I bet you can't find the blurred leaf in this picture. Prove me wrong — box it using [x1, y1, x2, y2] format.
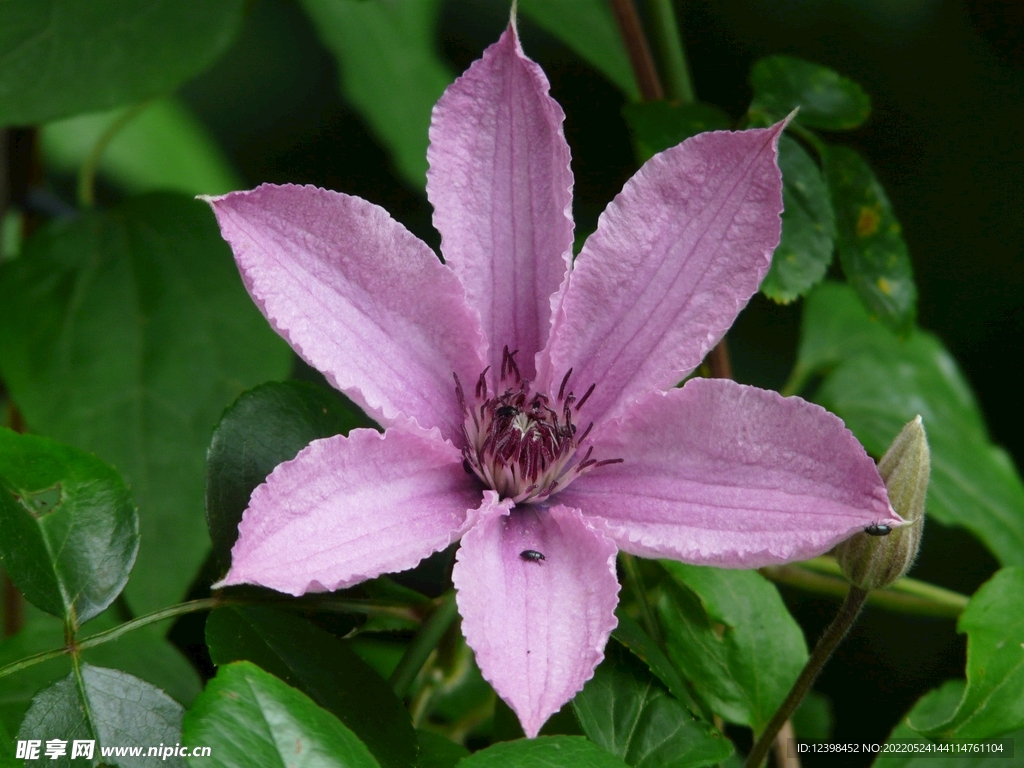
[0, 431, 138, 626]
[349, 637, 407, 681]
[18, 664, 185, 767]
[182, 661, 380, 768]
[458, 736, 631, 768]
[657, 562, 808, 733]
[0, 604, 201, 733]
[918, 568, 1024, 740]
[0, 0, 244, 127]
[611, 611, 706, 718]
[572, 642, 733, 768]
[206, 380, 371, 571]
[761, 135, 835, 303]
[299, 0, 453, 189]
[749, 55, 870, 130]
[622, 101, 731, 164]
[796, 283, 1024, 567]
[41, 98, 242, 197]
[825, 145, 916, 332]
[880, 680, 1023, 766]
[518, 0, 639, 100]
[416, 730, 469, 768]
[206, 605, 416, 768]
[0, 194, 292, 615]
[793, 691, 834, 741]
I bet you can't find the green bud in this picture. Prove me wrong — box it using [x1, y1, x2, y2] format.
[836, 416, 930, 590]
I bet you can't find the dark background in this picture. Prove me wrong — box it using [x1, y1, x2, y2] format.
[171, 1, 1023, 764]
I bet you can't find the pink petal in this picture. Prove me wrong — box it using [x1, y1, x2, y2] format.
[427, 24, 574, 382]
[539, 124, 786, 427]
[204, 184, 486, 440]
[219, 428, 481, 595]
[453, 503, 619, 738]
[558, 378, 899, 568]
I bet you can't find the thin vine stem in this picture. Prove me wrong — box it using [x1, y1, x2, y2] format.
[389, 591, 459, 699]
[77, 100, 152, 208]
[610, 0, 663, 101]
[761, 560, 967, 619]
[745, 586, 869, 768]
[644, 0, 695, 103]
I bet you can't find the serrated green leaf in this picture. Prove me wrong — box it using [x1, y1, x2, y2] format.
[415, 730, 469, 768]
[458, 736, 631, 768]
[0, 0, 244, 127]
[761, 135, 835, 303]
[622, 101, 732, 164]
[18, 664, 185, 767]
[611, 611, 707, 719]
[749, 56, 870, 130]
[0, 194, 292, 615]
[0, 604, 200, 734]
[206, 380, 372, 571]
[918, 568, 1024, 740]
[825, 145, 916, 332]
[41, 98, 242, 197]
[205, 605, 415, 768]
[299, 0, 453, 189]
[518, 0, 638, 100]
[796, 283, 1024, 567]
[878, 680, 1023, 766]
[657, 562, 808, 734]
[182, 661, 380, 768]
[0, 431, 138, 627]
[572, 642, 732, 768]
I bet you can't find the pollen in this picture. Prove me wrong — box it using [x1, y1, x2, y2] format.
[454, 347, 621, 504]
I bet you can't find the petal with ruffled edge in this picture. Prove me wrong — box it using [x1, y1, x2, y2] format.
[539, 124, 786, 428]
[427, 24, 574, 382]
[219, 428, 481, 595]
[453, 503, 619, 738]
[204, 184, 487, 441]
[558, 378, 899, 568]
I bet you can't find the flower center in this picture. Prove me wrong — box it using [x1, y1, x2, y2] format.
[455, 347, 622, 504]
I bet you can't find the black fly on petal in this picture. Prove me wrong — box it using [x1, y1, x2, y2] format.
[520, 549, 546, 562]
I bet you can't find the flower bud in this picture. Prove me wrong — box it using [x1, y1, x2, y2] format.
[836, 416, 930, 590]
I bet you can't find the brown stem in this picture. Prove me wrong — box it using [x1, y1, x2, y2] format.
[773, 719, 802, 768]
[2, 576, 23, 638]
[745, 586, 869, 768]
[610, 0, 664, 101]
[707, 337, 733, 379]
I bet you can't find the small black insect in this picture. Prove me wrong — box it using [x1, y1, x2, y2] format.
[496, 405, 521, 420]
[864, 524, 892, 536]
[520, 549, 546, 562]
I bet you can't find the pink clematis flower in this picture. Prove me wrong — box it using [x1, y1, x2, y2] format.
[205, 24, 898, 736]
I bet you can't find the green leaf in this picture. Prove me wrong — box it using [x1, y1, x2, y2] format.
[760, 135, 835, 303]
[415, 730, 469, 768]
[18, 663, 185, 767]
[824, 145, 916, 332]
[793, 691, 834, 741]
[205, 605, 415, 768]
[796, 283, 1024, 567]
[0, 0, 244, 127]
[0, 194, 292, 615]
[0, 431, 138, 626]
[572, 642, 733, 768]
[458, 736, 631, 768]
[41, 98, 242, 197]
[611, 611, 707, 718]
[182, 661, 381, 768]
[0, 604, 201, 734]
[518, 0, 639, 100]
[879, 680, 1023, 766]
[749, 56, 870, 131]
[918, 568, 1024, 740]
[299, 0, 453, 189]
[622, 101, 732, 164]
[206, 380, 372, 571]
[656, 562, 808, 734]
